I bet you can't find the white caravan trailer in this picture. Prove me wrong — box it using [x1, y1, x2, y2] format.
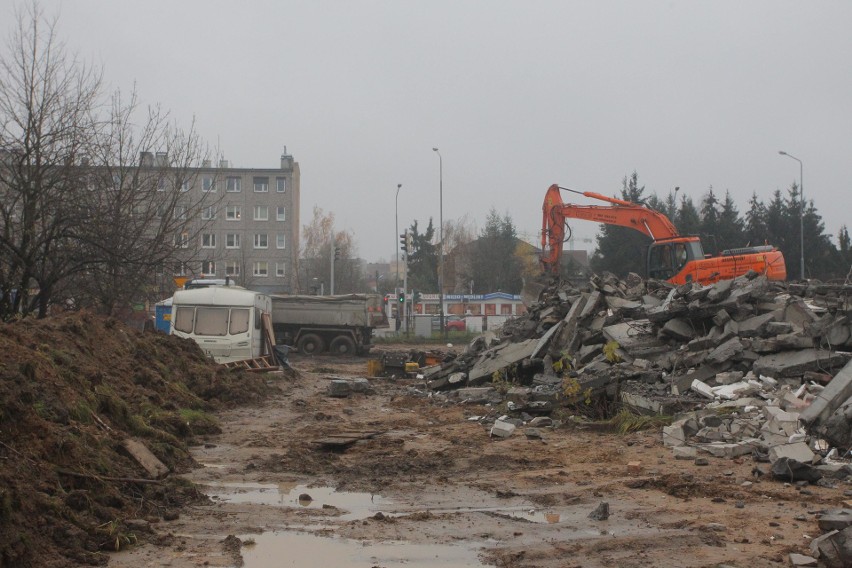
[170, 286, 272, 363]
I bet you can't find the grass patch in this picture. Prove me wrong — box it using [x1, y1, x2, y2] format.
[608, 409, 673, 433]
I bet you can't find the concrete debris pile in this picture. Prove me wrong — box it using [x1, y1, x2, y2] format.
[419, 270, 852, 450]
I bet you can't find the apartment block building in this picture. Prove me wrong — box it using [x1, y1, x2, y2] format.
[176, 151, 300, 295]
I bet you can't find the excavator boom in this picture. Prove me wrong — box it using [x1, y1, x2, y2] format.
[541, 184, 680, 273]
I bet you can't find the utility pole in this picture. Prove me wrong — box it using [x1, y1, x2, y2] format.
[330, 238, 335, 295]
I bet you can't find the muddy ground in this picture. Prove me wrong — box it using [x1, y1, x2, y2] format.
[106, 344, 844, 568]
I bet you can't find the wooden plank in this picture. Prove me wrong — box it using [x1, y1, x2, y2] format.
[122, 438, 169, 479]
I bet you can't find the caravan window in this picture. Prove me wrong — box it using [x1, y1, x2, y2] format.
[194, 307, 229, 336]
[174, 306, 195, 333]
[229, 308, 250, 334]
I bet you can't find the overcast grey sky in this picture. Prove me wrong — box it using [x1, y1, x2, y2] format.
[4, 1, 850, 262]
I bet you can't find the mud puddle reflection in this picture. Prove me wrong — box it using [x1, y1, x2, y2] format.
[240, 531, 486, 567]
[202, 481, 391, 521]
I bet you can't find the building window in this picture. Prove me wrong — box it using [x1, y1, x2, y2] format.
[253, 176, 269, 192]
[253, 205, 269, 221]
[226, 176, 241, 192]
[175, 232, 189, 249]
[180, 180, 190, 192]
[174, 262, 187, 276]
[157, 177, 167, 192]
[253, 261, 268, 277]
[202, 176, 216, 192]
[201, 206, 216, 220]
[202, 233, 216, 248]
[254, 233, 268, 249]
[174, 205, 187, 220]
[276, 177, 286, 193]
[276, 206, 286, 221]
[225, 261, 240, 276]
[276, 233, 286, 249]
[226, 233, 241, 248]
[226, 205, 241, 220]
[202, 260, 216, 275]
[111, 173, 121, 191]
[157, 205, 167, 218]
[276, 263, 286, 277]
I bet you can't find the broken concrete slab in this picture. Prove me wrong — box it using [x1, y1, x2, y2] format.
[704, 337, 744, 367]
[814, 526, 852, 568]
[800, 360, 852, 430]
[736, 311, 777, 338]
[695, 440, 759, 458]
[467, 339, 538, 385]
[768, 441, 815, 465]
[818, 511, 852, 532]
[661, 318, 696, 341]
[753, 349, 852, 379]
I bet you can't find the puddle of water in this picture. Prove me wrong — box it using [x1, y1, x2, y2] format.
[241, 531, 485, 567]
[201, 482, 391, 521]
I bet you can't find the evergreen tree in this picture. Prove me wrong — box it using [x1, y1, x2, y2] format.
[590, 172, 651, 277]
[744, 192, 767, 247]
[716, 191, 746, 252]
[699, 188, 721, 254]
[838, 226, 852, 280]
[676, 195, 701, 236]
[764, 190, 787, 251]
[407, 219, 438, 292]
[467, 209, 523, 293]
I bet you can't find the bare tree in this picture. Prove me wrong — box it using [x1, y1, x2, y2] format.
[0, 4, 101, 319]
[299, 206, 364, 293]
[70, 89, 218, 316]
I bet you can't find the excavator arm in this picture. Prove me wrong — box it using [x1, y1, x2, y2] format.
[540, 184, 682, 274]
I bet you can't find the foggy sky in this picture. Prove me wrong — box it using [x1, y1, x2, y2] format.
[4, 1, 850, 263]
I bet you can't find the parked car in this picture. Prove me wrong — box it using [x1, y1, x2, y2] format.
[430, 315, 466, 331]
[444, 315, 466, 331]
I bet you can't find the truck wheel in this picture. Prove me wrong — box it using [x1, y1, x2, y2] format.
[297, 333, 325, 355]
[329, 336, 356, 355]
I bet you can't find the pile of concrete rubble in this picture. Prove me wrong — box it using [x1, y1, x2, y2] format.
[416, 271, 852, 566]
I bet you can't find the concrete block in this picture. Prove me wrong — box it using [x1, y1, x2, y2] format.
[768, 442, 815, 464]
[672, 445, 697, 459]
[490, 419, 517, 439]
[691, 379, 716, 400]
[711, 381, 756, 400]
[327, 380, 352, 397]
[696, 440, 759, 458]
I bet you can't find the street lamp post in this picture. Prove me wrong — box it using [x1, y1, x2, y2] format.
[395, 183, 402, 289]
[778, 151, 805, 280]
[394, 183, 403, 332]
[432, 147, 444, 338]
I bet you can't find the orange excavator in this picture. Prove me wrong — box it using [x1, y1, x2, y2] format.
[540, 184, 787, 285]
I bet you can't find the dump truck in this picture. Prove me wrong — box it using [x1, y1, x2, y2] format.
[270, 294, 388, 355]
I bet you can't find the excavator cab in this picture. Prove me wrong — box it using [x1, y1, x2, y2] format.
[647, 239, 704, 282]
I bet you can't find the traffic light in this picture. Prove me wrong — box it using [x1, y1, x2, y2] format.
[413, 289, 421, 304]
[398, 292, 405, 303]
[334, 246, 340, 261]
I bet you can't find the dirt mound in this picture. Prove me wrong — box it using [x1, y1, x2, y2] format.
[0, 312, 277, 567]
